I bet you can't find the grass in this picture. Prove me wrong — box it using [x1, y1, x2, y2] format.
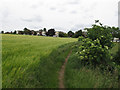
[2, 34, 77, 88]
[110, 42, 119, 55]
[64, 42, 119, 88]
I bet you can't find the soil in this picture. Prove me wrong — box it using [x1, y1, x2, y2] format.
[58, 51, 72, 89]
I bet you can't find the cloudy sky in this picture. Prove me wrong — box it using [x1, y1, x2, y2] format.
[0, 0, 119, 32]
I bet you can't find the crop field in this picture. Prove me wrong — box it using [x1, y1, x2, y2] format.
[1, 34, 120, 88]
[2, 34, 77, 88]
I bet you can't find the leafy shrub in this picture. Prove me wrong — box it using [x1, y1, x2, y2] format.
[77, 37, 111, 67]
[86, 20, 114, 49]
[72, 30, 83, 38]
[78, 36, 85, 42]
[59, 32, 68, 37]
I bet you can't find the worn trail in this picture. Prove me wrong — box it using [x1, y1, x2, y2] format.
[58, 51, 72, 88]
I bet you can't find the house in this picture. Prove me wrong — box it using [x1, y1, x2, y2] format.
[42, 31, 46, 36]
[16, 30, 24, 34]
[53, 31, 59, 37]
[16, 30, 21, 34]
[36, 31, 41, 36]
[36, 30, 46, 36]
[55, 31, 59, 37]
[113, 38, 120, 42]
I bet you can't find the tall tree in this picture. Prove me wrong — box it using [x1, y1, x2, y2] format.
[13, 30, 16, 34]
[68, 31, 74, 37]
[59, 32, 68, 37]
[43, 28, 47, 32]
[23, 28, 32, 35]
[86, 20, 114, 49]
[73, 30, 82, 38]
[48, 29, 55, 36]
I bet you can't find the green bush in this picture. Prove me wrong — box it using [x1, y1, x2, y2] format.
[77, 37, 111, 67]
[86, 20, 114, 49]
[78, 36, 85, 42]
[65, 44, 118, 88]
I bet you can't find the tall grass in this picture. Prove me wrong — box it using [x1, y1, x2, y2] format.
[2, 34, 77, 88]
[110, 42, 119, 55]
[65, 42, 119, 88]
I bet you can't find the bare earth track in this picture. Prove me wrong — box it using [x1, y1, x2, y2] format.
[58, 51, 72, 88]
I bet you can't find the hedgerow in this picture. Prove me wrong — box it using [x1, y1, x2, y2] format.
[76, 20, 119, 71]
[77, 37, 111, 67]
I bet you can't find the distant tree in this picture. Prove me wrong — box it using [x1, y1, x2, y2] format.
[73, 30, 82, 38]
[34, 31, 37, 35]
[46, 32, 49, 36]
[68, 31, 74, 37]
[5, 32, 11, 34]
[39, 29, 44, 36]
[82, 31, 87, 38]
[23, 28, 32, 35]
[31, 30, 37, 35]
[13, 30, 16, 34]
[1, 31, 4, 34]
[10, 31, 13, 34]
[111, 27, 120, 40]
[59, 32, 68, 37]
[18, 31, 24, 34]
[48, 29, 55, 36]
[43, 28, 47, 32]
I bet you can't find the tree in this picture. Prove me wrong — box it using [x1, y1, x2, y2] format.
[39, 29, 43, 36]
[48, 29, 55, 36]
[73, 30, 82, 38]
[23, 28, 32, 35]
[31, 30, 37, 35]
[59, 32, 68, 37]
[46, 32, 49, 36]
[18, 31, 24, 34]
[1, 31, 4, 34]
[13, 30, 16, 34]
[43, 28, 47, 32]
[68, 31, 74, 37]
[111, 27, 119, 38]
[10, 31, 13, 34]
[86, 20, 114, 49]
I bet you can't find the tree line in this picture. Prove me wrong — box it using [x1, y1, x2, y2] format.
[1, 27, 87, 38]
[1, 28, 56, 36]
[1, 24, 120, 39]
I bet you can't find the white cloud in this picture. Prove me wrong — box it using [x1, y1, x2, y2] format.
[21, 16, 42, 22]
[0, 0, 119, 32]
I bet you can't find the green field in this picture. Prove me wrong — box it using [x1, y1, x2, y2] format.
[2, 34, 119, 88]
[2, 34, 77, 88]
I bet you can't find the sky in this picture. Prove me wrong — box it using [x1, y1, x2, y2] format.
[0, 0, 119, 32]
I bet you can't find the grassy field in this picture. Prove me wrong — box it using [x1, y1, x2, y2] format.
[2, 34, 77, 88]
[2, 34, 119, 88]
[65, 42, 119, 88]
